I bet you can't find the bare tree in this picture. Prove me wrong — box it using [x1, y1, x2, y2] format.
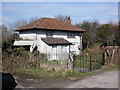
[12, 20, 28, 29]
[29, 17, 40, 23]
[55, 14, 70, 22]
[2, 25, 12, 41]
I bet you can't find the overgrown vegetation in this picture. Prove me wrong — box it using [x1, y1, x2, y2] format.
[32, 51, 47, 60]
[9, 64, 118, 79]
[12, 67, 83, 79]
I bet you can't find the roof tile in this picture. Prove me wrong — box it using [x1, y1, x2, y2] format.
[16, 18, 86, 32]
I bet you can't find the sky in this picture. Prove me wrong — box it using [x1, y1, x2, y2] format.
[1, 0, 120, 2]
[2, 2, 118, 26]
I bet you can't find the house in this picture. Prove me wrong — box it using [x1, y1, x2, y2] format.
[14, 17, 86, 60]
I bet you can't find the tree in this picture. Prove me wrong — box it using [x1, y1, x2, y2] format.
[76, 20, 100, 49]
[117, 21, 120, 46]
[98, 22, 118, 46]
[76, 19, 119, 49]
[2, 18, 37, 53]
[2, 25, 12, 41]
[29, 17, 40, 23]
[10, 20, 28, 32]
[98, 24, 110, 43]
[55, 14, 70, 22]
[2, 26, 19, 53]
[107, 22, 118, 45]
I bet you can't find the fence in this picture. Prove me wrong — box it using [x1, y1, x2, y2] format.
[73, 53, 104, 72]
[33, 51, 69, 61]
[33, 52, 104, 72]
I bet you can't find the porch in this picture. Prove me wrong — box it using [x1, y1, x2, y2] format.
[14, 40, 36, 52]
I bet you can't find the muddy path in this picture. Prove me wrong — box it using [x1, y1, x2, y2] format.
[14, 74, 77, 88]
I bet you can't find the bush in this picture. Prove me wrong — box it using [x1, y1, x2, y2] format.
[12, 47, 29, 58]
[32, 51, 47, 60]
[2, 34, 19, 53]
[32, 51, 39, 57]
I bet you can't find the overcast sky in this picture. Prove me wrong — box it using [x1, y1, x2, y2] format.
[2, 2, 118, 26]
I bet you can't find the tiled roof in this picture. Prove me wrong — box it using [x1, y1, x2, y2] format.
[16, 17, 86, 32]
[41, 37, 72, 45]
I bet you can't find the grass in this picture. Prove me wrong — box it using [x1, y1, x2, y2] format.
[100, 64, 118, 71]
[10, 64, 118, 80]
[11, 67, 83, 79]
[41, 60, 68, 66]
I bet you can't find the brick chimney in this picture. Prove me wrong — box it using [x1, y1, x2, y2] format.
[67, 16, 71, 24]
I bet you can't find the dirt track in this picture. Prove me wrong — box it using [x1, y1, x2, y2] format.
[15, 70, 118, 88]
[66, 70, 118, 88]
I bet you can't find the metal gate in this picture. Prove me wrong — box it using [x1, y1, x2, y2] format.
[73, 53, 104, 72]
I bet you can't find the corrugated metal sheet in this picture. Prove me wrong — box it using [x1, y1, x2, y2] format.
[41, 37, 72, 45]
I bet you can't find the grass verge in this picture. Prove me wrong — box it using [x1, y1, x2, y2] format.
[8, 64, 118, 80]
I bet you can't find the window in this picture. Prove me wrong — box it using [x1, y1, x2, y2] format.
[46, 31, 53, 37]
[67, 32, 75, 38]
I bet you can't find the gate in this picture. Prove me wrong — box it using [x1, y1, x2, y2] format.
[73, 53, 104, 72]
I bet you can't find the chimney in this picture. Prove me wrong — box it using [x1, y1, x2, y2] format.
[67, 16, 71, 24]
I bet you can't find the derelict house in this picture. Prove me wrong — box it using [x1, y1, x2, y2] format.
[14, 17, 86, 60]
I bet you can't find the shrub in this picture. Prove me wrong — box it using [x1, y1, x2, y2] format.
[12, 47, 29, 58]
[32, 51, 47, 60]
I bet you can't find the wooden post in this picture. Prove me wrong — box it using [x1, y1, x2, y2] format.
[102, 53, 105, 65]
[90, 54, 92, 71]
[72, 54, 75, 70]
[80, 55, 81, 71]
[72, 60, 74, 70]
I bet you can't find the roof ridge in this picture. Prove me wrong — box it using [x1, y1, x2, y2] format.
[42, 17, 64, 21]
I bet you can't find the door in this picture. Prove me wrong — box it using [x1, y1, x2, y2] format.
[52, 45, 57, 60]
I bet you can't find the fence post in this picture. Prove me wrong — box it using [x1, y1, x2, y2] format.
[78, 56, 81, 71]
[102, 53, 105, 65]
[69, 53, 74, 70]
[72, 55, 75, 70]
[83, 56, 85, 73]
[90, 54, 92, 71]
[72, 60, 74, 70]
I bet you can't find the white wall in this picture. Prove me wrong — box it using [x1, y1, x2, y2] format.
[19, 30, 47, 40]
[19, 31, 36, 40]
[37, 37, 51, 55]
